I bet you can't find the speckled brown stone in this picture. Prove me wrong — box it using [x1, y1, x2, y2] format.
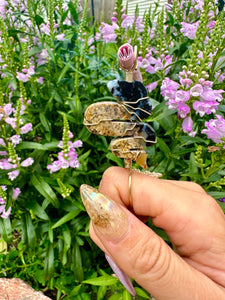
[110, 136, 146, 161]
[0, 278, 51, 300]
[84, 101, 130, 125]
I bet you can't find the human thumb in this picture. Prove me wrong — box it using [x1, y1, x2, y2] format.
[80, 184, 223, 300]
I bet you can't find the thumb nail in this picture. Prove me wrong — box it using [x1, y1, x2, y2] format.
[80, 184, 128, 241]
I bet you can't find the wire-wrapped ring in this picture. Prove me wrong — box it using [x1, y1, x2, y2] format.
[128, 170, 133, 203]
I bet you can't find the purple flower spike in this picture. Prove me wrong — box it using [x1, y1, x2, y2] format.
[105, 253, 136, 296]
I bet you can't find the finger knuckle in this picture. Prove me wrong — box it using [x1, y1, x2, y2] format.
[190, 182, 205, 193]
[101, 167, 118, 183]
[130, 234, 166, 276]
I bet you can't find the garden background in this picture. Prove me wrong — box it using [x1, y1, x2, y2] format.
[0, 0, 225, 299]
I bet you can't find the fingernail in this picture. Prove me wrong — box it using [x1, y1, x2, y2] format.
[80, 184, 128, 240]
[105, 253, 136, 296]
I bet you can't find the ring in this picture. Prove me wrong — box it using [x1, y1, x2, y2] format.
[128, 170, 132, 203]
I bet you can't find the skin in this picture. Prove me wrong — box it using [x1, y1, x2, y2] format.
[89, 167, 225, 300]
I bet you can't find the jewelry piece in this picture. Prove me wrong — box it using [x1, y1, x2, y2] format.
[84, 43, 156, 171]
[132, 168, 163, 178]
[128, 169, 162, 203]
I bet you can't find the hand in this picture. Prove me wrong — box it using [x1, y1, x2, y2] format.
[88, 167, 225, 300]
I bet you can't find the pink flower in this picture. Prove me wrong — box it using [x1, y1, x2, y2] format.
[0, 205, 11, 219]
[40, 23, 50, 35]
[202, 115, 225, 144]
[175, 90, 190, 102]
[10, 135, 22, 146]
[207, 21, 216, 29]
[12, 187, 21, 200]
[180, 78, 193, 87]
[21, 157, 34, 167]
[99, 22, 118, 43]
[20, 123, 32, 134]
[16, 72, 29, 82]
[47, 161, 62, 173]
[177, 102, 190, 118]
[0, 151, 7, 156]
[56, 33, 65, 41]
[8, 170, 19, 180]
[135, 17, 144, 32]
[182, 117, 193, 133]
[37, 77, 44, 84]
[27, 65, 35, 76]
[72, 140, 83, 148]
[180, 21, 199, 39]
[121, 16, 135, 29]
[161, 78, 179, 100]
[69, 132, 74, 138]
[3, 103, 13, 116]
[0, 138, 6, 146]
[111, 17, 118, 23]
[20, 38, 28, 43]
[0, 161, 17, 170]
[193, 101, 219, 117]
[36, 49, 49, 65]
[190, 84, 203, 97]
[139, 58, 149, 69]
[200, 88, 224, 102]
[58, 156, 70, 169]
[146, 82, 158, 93]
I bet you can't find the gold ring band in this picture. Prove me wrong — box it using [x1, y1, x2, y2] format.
[128, 170, 132, 202]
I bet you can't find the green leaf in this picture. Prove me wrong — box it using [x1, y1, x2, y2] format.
[106, 152, 123, 167]
[48, 227, 54, 243]
[180, 136, 208, 145]
[57, 62, 72, 82]
[134, 287, 151, 298]
[34, 14, 44, 26]
[0, 179, 12, 186]
[0, 218, 12, 242]
[215, 55, 225, 71]
[61, 9, 69, 23]
[167, 12, 174, 25]
[122, 290, 132, 300]
[20, 214, 36, 249]
[31, 175, 59, 208]
[157, 138, 171, 158]
[149, 103, 175, 122]
[73, 243, 84, 281]
[78, 150, 92, 162]
[51, 209, 81, 229]
[62, 225, 71, 265]
[26, 200, 49, 220]
[82, 275, 118, 286]
[70, 284, 82, 296]
[217, 200, 225, 213]
[68, 2, 79, 24]
[97, 286, 107, 300]
[17, 141, 59, 150]
[39, 112, 51, 132]
[209, 191, 225, 200]
[188, 152, 198, 175]
[44, 243, 54, 281]
[108, 294, 123, 300]
[26, 214, 36, 249]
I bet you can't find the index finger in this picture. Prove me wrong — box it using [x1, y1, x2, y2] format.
[98, 167, 221, 234]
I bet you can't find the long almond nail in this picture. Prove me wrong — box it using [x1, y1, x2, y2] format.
[80, 184, 128, 240]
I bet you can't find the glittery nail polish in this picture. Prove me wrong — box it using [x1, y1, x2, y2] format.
[80, 184, 128, 240]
